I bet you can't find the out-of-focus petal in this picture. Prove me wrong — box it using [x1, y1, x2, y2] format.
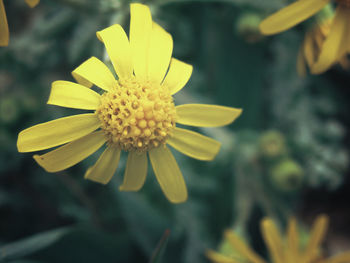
[259, 0, 329, 35]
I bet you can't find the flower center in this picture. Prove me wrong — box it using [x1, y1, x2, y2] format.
[336, 0, 350, 7]
[96, 77, 177, 152]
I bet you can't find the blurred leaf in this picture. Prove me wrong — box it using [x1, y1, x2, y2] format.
[149, 229, 171, 263]
[0, 228, 71, 262]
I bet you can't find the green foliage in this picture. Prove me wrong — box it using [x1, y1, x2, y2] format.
[0, 0, 349, 262]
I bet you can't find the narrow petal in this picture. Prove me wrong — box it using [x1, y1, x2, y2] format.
[25, 0, 40, 8]
[225, 230, 267, 263]
[312, 7, 350, 74]
[297, 46, 307, 77]
[84, 145, 121, 184]
[48, 81, 101, 110]
[17, 113, 100, 152]
[320, 252, 350, 263]
[205, 250, 239, 263]
[287, 217, 300, 262]
[149, 145, 187, 203]
[96, 24, 133, 79]
[261, 218, 285, 263]
[129, 3, 152, 80]
[71, 56, 117, 91]
[176, 104, 242, 127]
[303, 32, 316, 68]
[119, 152, 148, 191]
[33, 131, 106, 172]
[148, 22, 173, 84]
[259, 0, 329, 35]
[302, 215, 329, 262]
[167, 127, 221, 161]
[0, 0, 9, 47]
[162, 58, 192, 95]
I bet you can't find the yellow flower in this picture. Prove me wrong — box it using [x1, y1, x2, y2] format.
[297, 17, 350, 76]
[16, 3, 242, 204]
[206, 215, 350, 263]
[0, 0, 39, 46]
[259, 0, 350, 74]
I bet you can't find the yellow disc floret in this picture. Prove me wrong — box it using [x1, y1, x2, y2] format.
[96, 77, 177, 152]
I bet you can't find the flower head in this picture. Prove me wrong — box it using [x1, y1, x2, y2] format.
[207, 215, 350, 263]
[17, 3, 242, 203]
[259, 1, 350, 74]
[297, 17, 350, 76]
[0, 0, 39, 46]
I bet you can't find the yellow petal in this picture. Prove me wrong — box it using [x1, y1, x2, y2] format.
[71, 56, 117, 91]
[25, 0, 40, 8]
[261, 218, 285, 263]
[149, 145, 187, 203]
[205, 250, 239, 263]
[48, 81, 101, 110]
[0, 0, 9, 47]
[302, 215, 329, 262]
[176, 104, 242, 127]
[33, 131, 106, 172]
[162, 58, 192, 95]
[167, 127, 221, 161]
[17, 113, 100, 152]
[84, 145, 121, 184]
[96, 24, 133, 79]
[148, 22, 173, 84]
[287, 217, 299, 262]
[225, 230, 267, 263]
[303, 32, 316, 68]
[312, 7, 350, 74]
[129, 3, 152, 80]
[119, 152, 148, 191]
[320, 252, 350, 263]
[259, 0, 329, 35]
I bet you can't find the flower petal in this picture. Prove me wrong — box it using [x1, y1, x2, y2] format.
[167, 127, 221, 161]
[312, 7, 350, 74]
[149, 145, 187, 203]
[205, 250, 239, 263]
[162, 58, 192, 95]
[259, 0, 329, 35]
[148, 22, 173, 84]
[119, 152, 148, 191]
[25, 0, 40, 8]
[130, 3, 152, 80]
[176, 104, 242, 127]
[287, 217, 299, 262]
[33, 131, 106, 172]
[96, 24, 133, 79]
[0, 0, 9, 47]
[302, 215, 329, 262]
[71, 56, 117, 91]
[225, 230, 267, 263]
[48, 81, 101, 110]
[84, 145, 121, 184]
[261, 218, 285, 263]
[303, 31, 316, 68]
[17, 113, 100, 152]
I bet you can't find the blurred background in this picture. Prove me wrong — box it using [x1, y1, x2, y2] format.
[1, 0, 350, 262]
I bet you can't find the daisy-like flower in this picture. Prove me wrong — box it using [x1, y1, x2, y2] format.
[17, 3, 242, 204]
[297, 17, 350, 76]
[206, 215, 350, 263]
[0, 0, 39, 46]
[259, 0, 350, 74]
